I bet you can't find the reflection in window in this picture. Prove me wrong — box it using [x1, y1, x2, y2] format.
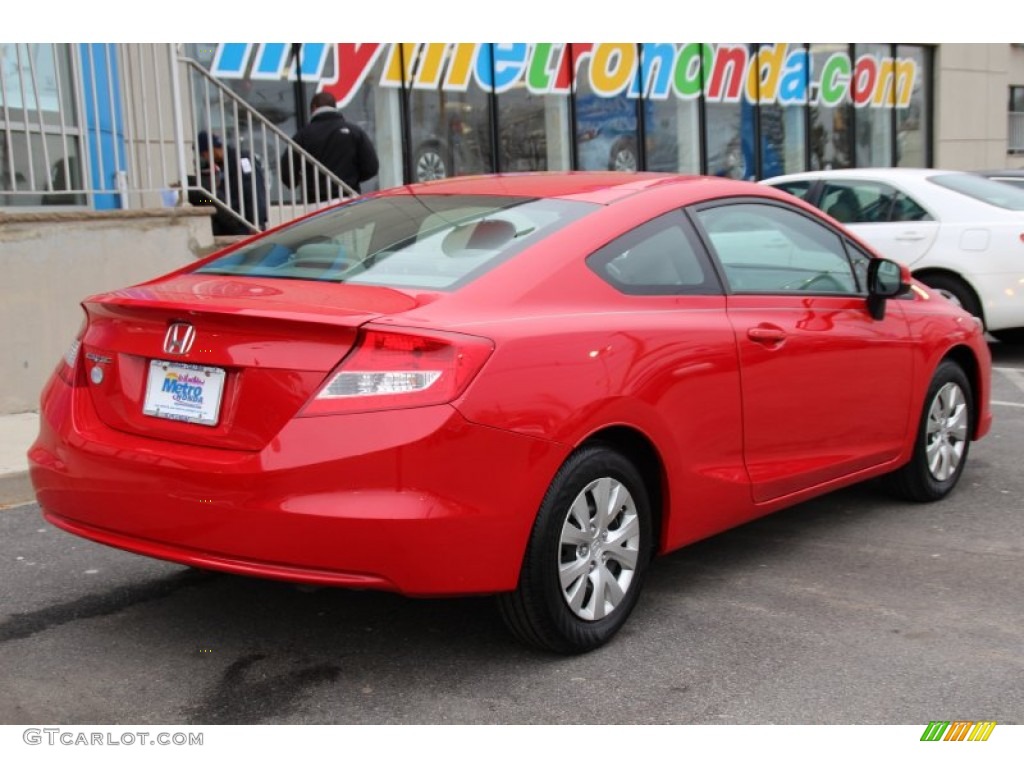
[702, 45, 750, 178]
[854, 44, 894, 167]
[641, 44, 700, 173]
[750, 44, 806, 177]
[498, 86, 570, 172]
[705, 101, 746, 178]
[896, 45, 929, 167]
[809, 45, 852, 171]
[574, 45, 640, 172]
[407, 76, 493, 184]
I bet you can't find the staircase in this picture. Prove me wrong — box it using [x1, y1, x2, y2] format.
[177, 52, 358, 235]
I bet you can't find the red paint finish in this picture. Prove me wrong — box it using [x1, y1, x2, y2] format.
[29, 173, 993, 597]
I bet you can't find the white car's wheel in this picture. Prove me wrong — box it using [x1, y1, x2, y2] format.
[920, 274, 983, 323]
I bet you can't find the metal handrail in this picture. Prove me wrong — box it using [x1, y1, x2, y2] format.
[0, 43, 357, 233]
[177, 53, 358, 233]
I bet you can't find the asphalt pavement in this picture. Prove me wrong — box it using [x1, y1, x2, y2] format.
[0, 345, 1021, 727]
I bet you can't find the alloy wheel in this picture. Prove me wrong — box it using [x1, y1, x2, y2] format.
[558, 476, 641, 621]
[925, 381, 969, 482]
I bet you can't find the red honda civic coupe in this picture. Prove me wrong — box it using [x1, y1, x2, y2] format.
[29, 172, 992, 653]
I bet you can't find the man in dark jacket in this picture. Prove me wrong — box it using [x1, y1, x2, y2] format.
[193, 130, 268, 235]
[282, 92, 379, 204]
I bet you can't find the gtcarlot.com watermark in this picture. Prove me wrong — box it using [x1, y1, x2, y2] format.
[23, 728, 203, 747]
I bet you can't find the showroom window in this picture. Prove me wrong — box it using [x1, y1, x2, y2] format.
[1010, 85, 1024, 153]
[641, 43, 700, 173]
[1, 43, 83, 206]
[809, 44, 853, 171]
[403, 44, 494, 183]
[194, 43, 934, 188]
[495, 43, 571, 172]
[573, 44, 641, 172]
[703, 44, 748, 178]
[749, 44, 807, 178]
[853, 44, 895, 167]
[895, 45, 930, 167]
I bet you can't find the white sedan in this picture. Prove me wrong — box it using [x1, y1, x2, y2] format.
[761, 168, 1024, 343]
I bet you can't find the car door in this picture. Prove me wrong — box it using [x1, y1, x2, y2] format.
[691, 200, 916, 503]
[818, 179, 940, 267]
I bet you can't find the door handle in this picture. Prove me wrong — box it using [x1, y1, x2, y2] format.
[895, 232, 926, 241]
[747, 326, 787, 344]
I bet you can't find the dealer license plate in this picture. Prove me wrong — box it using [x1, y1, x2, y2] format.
[143, 360, 226, 426]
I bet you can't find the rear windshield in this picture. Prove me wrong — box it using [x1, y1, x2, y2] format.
[194, 194, 597, 289]
[928, 173, 1024, 210]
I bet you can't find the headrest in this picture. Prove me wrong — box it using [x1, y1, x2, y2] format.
[441, 219, 516, 257]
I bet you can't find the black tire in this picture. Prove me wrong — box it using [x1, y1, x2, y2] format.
[919, 274, 983, 324]
[990, 327, 1024, 345]
[608, 138, 638, 172]
[498, 444, 653, 654]
[886, 360, 974, 502]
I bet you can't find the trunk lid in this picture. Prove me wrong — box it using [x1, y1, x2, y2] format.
[78, 275, 425, 450]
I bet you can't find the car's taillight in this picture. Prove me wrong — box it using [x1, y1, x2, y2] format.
[302, 326, 494, 416]
[56, 338, 82, 386]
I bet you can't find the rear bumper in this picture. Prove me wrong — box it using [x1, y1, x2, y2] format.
[29, 379, 566, 595]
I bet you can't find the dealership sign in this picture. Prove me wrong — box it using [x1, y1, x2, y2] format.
[212, 43, 917, 110]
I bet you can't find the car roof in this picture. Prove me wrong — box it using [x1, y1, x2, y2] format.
[762, 167, 955, 185]
[375, 171, 766, 206]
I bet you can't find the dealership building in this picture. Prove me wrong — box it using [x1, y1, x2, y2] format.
[1, 42, 1023, 413]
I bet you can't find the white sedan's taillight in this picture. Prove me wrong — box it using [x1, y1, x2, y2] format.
[302, 326, 494, 416]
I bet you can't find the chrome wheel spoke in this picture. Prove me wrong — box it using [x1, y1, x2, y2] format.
[557, 476, 642, 622]
[595, 478, 623, 530]
[925, 382, 968, 482]
[560, 519, 590, 547]
[567, 493, 593, 531]
[607, 541, 639, 571]
[947, 404, 969, 440]
[563, 571, 589, 614]
[559, 557, 590, 591]
[608, 513, 639, 546]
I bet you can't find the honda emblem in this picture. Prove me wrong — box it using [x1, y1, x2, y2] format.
[163, 323, 196, 355]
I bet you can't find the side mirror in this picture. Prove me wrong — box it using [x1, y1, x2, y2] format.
[866, 258, 912, 320]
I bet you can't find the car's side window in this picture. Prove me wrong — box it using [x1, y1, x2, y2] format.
[818, 180, 934, 225]
[693, 202, 859, 295]
[891, 192, 931, 222]
[772, 180, 814, 201]
[587, 211, 721, 295]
